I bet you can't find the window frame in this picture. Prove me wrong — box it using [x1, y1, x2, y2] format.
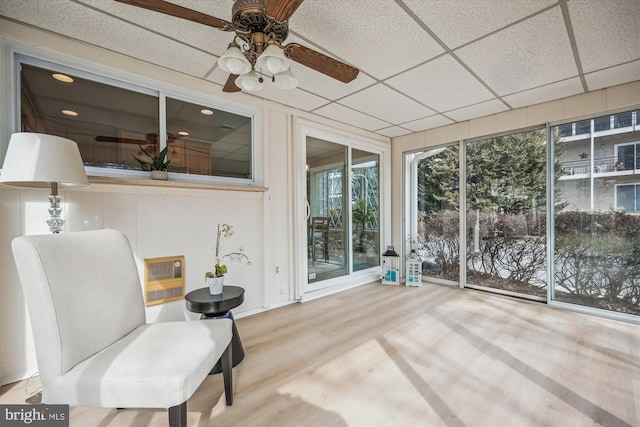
[614, 141, 640, 172]
[615, 183, 640, 213]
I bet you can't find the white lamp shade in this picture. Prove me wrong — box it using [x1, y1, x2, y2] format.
[218, 45, 252, 75]
[255, 44, 290, 75]
[235, 70, 264, 92]
[0, 133, 89, 188]
[272, 69, 299, 90]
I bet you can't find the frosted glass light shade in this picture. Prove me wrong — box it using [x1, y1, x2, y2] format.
[218, 45, 252, 75]
[0, 133, 89, 188]
[235, 70, 264, 92]
[255, 44, 290, 75]
[273, 69, 298, 90]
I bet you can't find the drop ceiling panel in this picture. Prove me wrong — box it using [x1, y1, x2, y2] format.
[446, 99, 509, 123]
[291, 62, 376, 101]
[455, 8, 577, 96]
[403, 0, 557, 49]
[402, 115, 455, 133]
[289, 0, 444, 80]
[284, 34, 376, 100]
[585, 60, 640, 91]
[375, 127, 413, 138]
[339, 84, 435, 124]
[79, 0, 231, 57]
[206, 67, 230, 87]
[503, 78, 584, 109]
[386, 54, 494, 113]
[252, 84, 331, 112]
[0, 0, 217, 77]
[569, 0, 640, 73]
[313, 103, 390, 132]
[2, 0, 639, 140]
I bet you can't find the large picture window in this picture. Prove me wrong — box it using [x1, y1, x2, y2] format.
[17, 56, 255, 183]
[406, 109, 640, 320]
[411, 145, 460, 283]
[550, 110, 639, 316]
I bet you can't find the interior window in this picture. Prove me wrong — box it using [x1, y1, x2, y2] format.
[17, 56, 255, 183]
[20, 63, 159, 171]
[166, 97, 252, 179]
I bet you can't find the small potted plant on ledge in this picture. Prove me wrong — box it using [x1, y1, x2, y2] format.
[205, 223, 251, 295]
[133, 145, 170, 180]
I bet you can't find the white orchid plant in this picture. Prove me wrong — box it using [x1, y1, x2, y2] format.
[205, 223, 251, 279]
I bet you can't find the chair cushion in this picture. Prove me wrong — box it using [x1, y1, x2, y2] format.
[43, 319, 232, 408]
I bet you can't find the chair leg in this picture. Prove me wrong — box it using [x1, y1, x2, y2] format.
[168, 401, 187, 427]
[221, 342, 233, 406]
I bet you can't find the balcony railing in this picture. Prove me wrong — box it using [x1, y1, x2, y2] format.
[558, 111, 637, 138]
[560, 155, 637, 176]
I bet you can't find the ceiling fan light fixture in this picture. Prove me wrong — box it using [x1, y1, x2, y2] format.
[272, 69, 298, 90]
[255, 43, 290, 75]
[235, 70, 263, 92]
[218, 44, 252, 75]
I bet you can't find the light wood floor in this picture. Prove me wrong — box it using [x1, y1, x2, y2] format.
[2, 282, 639, 426]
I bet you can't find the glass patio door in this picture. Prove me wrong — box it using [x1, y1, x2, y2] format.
[306, 137, 348, 284]
[351, 149, 380, 272]
[464, 129, 547, 299]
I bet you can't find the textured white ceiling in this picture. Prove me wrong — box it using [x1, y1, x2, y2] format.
[1, 0, 639, 138]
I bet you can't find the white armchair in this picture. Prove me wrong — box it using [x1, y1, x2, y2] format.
[11, 229, 233, 427]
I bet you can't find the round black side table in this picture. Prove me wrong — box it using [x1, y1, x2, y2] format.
[185, 285, 245, 374]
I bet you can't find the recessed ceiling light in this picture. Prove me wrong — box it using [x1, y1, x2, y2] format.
[52, 73, 74, 83]
[178, 131, 189, 136]
[200, 109, 214, 115]
[62, 110, 78, 116]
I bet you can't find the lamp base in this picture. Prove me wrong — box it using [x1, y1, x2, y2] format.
[47, 183, 64, 234]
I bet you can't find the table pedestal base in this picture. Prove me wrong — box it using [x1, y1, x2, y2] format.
[202, 311, 245, 374]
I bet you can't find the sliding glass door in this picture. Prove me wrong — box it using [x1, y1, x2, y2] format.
[303, 134, 382, 291]
[306, 137, 348, 283]
[352, 149, 380, 272]
[465, 129, 547, 298]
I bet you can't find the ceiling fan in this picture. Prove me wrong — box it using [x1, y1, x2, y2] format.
[114, 0, 360, 92]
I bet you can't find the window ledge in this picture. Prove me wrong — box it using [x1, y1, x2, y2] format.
[88, 176, 268, 192]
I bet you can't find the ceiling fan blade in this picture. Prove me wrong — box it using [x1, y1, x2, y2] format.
[264, 0, 304, 22]
[223, 74, 242, 93]
[284, 44, 359, 83]
[114, 0, 232, 30]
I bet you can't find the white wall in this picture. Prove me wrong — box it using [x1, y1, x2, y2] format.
[0, 20, 389, 385]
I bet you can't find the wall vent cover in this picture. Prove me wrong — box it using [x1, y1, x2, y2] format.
[144, 256, 185, 306]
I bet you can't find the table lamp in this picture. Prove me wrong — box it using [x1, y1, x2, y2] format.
[0, 133, 89, 233]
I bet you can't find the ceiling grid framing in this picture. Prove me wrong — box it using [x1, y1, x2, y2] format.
[0, 0, 637, 138]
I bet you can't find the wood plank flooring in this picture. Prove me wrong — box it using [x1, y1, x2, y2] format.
[1, 282, 639, 426]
